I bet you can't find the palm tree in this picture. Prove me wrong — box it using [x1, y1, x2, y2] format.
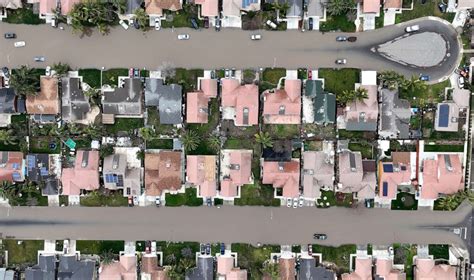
[338, 87, 368, 105]
[109, 0, 127, 14]
[9, 65, 39, 96]
[100, 250, 115, 265]
[181, 130, 201, 152]
[0, 181, 14, 201]
[133, 8, 150, 31]
[97, 22, 110, 35]
[83, 124, 103, 139]
[400, 75, 427, 97]
[0, 130, 17, 145]
[166, 265, 184, 279]
[139, 127, 156, 141]
[52, 62, 70, 77]
[179, 258, 194, 272]
[325, 0, 355, 16]
[437, 193, 462, 211]
[255, 131, 273, 149]
[208, 134, 221, 152]
[378, 71, 404, 90]
[67, 123, 82, 135]
[261, 261, 280, 280]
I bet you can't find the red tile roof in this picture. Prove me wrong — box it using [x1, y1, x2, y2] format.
[61, 150, 99, 195]
[221, 79, 259, 126]
[186, 155, 217, 197]
[0, 152, 23, 183]
[263, 79, 301, 124]
[421, 154, 464, 200]
[262, 159, 300, 198]
[145, 151, 182, 196]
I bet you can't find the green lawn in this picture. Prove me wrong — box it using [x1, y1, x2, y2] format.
[319, 68, 360, 95]
[4, 7, 44, 24]
[156, 241, 200, 265]
[231, 243, 280, 279]
[147, 107, 177, 136]
[317, 191, 353, 208]
[391, 192, 418, 210]
[400, 80, 448, 107]
[80, 191, 128, 207]
[146, 138, 174, 149]
[428, 244, 449, 260]
[396, 1, 455, 23]
[106, 118, 144, 135]
[424, 144, 464, 152]
[10, 114, 29, 137]
[165, 188, 203, 206]
[262, 124, 300, 139]
[102, 68, 129, 86]
[9, 187, 48, 207]
[78, 69, 102, 88]
[76, 240, 124, 255]
[262, 68, 286, 85]
[234, 182, 280, 206]
[312, 244, 356, 273]
[394, 244, 417, 280]
[186, 98, 220, 155]
[4, 240, 43, 266]
[338, 129, 374, 140]
[29, 137, 61, 154]
[320, 14, 356, 32]
[348, 142, 374, 159]
[167, 68, 204, 92]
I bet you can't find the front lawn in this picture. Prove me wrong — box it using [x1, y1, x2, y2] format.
[396, 1, 455, 23]
[76, 240, 124, 255]
[156, 241, 200, 265]
[262, 68, 286, 85]
[312, 244, 356, 274]
[391, 192, 418, 210]
[318, 69, 360, 95]
[160, 4, 202, 28]
[4, 240, 44, 266]
[29, 137, 61, 154]
[400, 80, 448, 107]
[78, 69, 101, 88]
[234, 182, 280, 206]
[317, 191, 353, 208]
[9, 186, 48, 207]
[165, 188, 203, 206]
[105, 118, 144, 135]
[428, 244, 449, 260]
[4, 7, 44, 25]
[320, 14, 356, 32]
[167, 68, 204, 92]
[231, 243, 280, 279]
[80, 191, 128, 207]
[102, 68, 129, 86]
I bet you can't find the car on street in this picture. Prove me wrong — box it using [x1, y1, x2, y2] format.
[347, 36, 357, 42]
[200, 244, 206, 254]
[405, 25, 420, 33]
[205, 243, 211, 255]
[4, 33, 16, 39]
[307, 244, 312, 255]
[178, 34, 190, 40]
[155, 197, 161, 207]
[292, 198, 298, 208]
[154, 18, 161, 30]
[335, 59, 347, 65]
[204, 17, 209, 28]
[308, 17, 313, 30]
[251, 34, 262, 40]
[119, 19, 129, 30]
[286, 198, 292, 207]
[419, 74, 430, 81]
[298, 196, 304, 207]
[266, 20, 277, 29]
[336, 36, 347, 41]
[133, 196, 139, 206]
[191, 18, 199, 30]
[45, 66, 51, 76]
[313, 233, 327, 240]
[34, 56, 45, 62]
[14, 41, 25, 48]
[145, 241, 151, 253]
[458, 76, 465, 89]
[128, 196, 133, 207]
[220, 243, 225, 255]
[2, 67, 10, 79]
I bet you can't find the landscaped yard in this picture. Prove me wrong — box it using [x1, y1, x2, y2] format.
[186, 98, 220, 155]
[167, 68, 204, 92]
[29, 137, 61, 154]
[10, 114, 29, 137]
[391, 192, 418, 210]
[396, 1, 455, 23]
[76, 240, 125, 255]
[106, 118, 144, 135]
[320, 14, 356, 32]
[156, 241, 200, 265]
[400, 80, 448, 107]
[394, 244, 417, 280]
[338, 129, 375, 140]
[165, 188, 203, 206]
[234, 182, 280, 206]
[147, 107, 177, 136]
[319, 69, 360, 95]
[80, 191, 128, 207]
[262, 124, 300, 139]
[317, 191, 354, 208]
[102, 68, 129, 86]
[3, 239, 44, 266]
[4, 7, 44, 25]
[9, 186, 48, 207]
[160, 4, 202, 28]
[424, 144, 464, 152]
[78, 69, 102, 88]
[348, 141, 374, 159]
[262, 68, 286, 85]
[312, 244, 356, 274]
[428, 244, 449, 260]
[231, 243, 280, 279]
[146, 138, 174, 149]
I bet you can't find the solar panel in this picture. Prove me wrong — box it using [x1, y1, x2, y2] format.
[383, 164, 393, 173]
[12, 172, 21, 181]
[12, 163, 19, 170]
[382, 182, 388, 196]
[27, 156, 35, 169]
[438, 104, 449, 128]
[40, 168, 49, 176]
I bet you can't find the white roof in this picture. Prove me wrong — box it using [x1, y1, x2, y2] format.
[361, 71, 377, 86]
[458, 0, 474, 8]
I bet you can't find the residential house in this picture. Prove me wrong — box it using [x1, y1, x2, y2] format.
[302, 147, 335, 200]
[99, 254, 137, 280]
[362, 0, 380, 13]
[375, 257, 406, 279]
[0, 88, 25, 127]
[61, 77, 94, 124]
[28, 0, 81, 20]
[144, 151, 182, 196]
[263, 79, 302, 124]
[194, 0, 218, 18]
[186, 256, 214, 280]
[0, 268, 14, 280]
[262, 140, 293, 162]
[298, 258, 336, 279]
[26, 154, 60, 196]
[262, 159, 300, 198]
[186, 78, 218, 124]
[186, 155, 217, 198]
[222, 0, 260, 27]
[0, 151, 24, 183]
[279, 256, 296, 280]
[145, 78, 182, 125]
[26, 254, 96, 280]
[126, 0, 145, 16]
[434, 102, 460, 132]
[359, 0, 380, 31]
[420, 154, 464, 201]
[221, 78, 259, 126]
[25, 255, 56, 280]
[266, 0, 303, 29]
[414, 258, 456, 280]
[379, 88, 411, 139]
[219, 149, 253, 200]
[337, 150, 376, 200]
[307, 0, 327, 29]
[457, 0, 474, 9]
[342, 71, 378, 132]
[145, 0, 182, 17]
[141, 253, 168, 279]
[342, 256, 372, 280]
[217, 253, 247, 279]
[303, 79, 336, 125]
[26, 76, 60, 123]
[377, 152, 415, 203]
[61, 150, 100, 195]
[102, 78, 143, 124]
[103, 151, 142, 197]
[0, 0, 22, 9]
[383, 0, 401, 11]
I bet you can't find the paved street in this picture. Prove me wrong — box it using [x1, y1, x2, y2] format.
[0, 17, 460, 82]
[0, 203, 471, 247]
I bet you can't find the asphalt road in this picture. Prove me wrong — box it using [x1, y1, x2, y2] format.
[0, 17, 460, 82]
[0, 203, 471, 247]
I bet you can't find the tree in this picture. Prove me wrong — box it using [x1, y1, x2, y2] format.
[158, 62, 176, 80]
[337, 87, 368, 105]
[9, 65, 40, 96]
[325, 0, 355, 16]
[181, 247, 193, 259]
[109, 0, 127, 14]
[378, 71, 404, 90]
[139, 127, 156, 141]
[83, 124, 103, 139]
[255, 131, 273, 149]
[100, 250, 115, 265]
[400, 75, 427, 97]
[437, 190, 474, 210]
[136, 150, 145, 161]
[100, 144, 115, 158]
[261, 261, 280, 280]
[0, 130, 17, 145]
[165, 253, 177, 265]
[181, 130, 201, 152]
[166, 265, 184, 279]
[208, 134, 221, 152]
[179, 258, 194, 272]
[52, 62, 70, 76]
[133, 8, 150, 31]
[84, 87, 101, 105]
[0, 181, 15, 202]
[66, 123, 82, 135]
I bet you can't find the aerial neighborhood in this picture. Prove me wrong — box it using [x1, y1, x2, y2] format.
[0, 0, 473, 279]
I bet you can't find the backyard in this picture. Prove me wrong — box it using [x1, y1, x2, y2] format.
[319, 69, 360, 95]
[165, 188, 203, 206]
[3, 239, 44, 267]
[147, 107, 178, 136]
[29, 137, 61, 154]
[186, 98, 220, 155]
[146, 138, 174, 150]
[313, 244, 356, 274]
[231, 243, 280, 279]
[105, 118, 144, 135]
[348, 141, 374, 159]
[423, 144, 464, 152]
[262, 124, 301, 139]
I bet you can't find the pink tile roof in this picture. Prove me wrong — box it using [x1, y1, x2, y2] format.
[378, 154, 412, 200]
[421, 154, 464, 200]
[339, 151, 363, 189]
[376, 258, 406, 280]
[384, 0, 401, 9]
[415, 258, 456, 280]
[303, 151, 334, 199]
[220, 150, 253, 198]
[61, 0, 81, 14]
[0, 152, 23, 183]
[186, 155, 217, 197]
[344, 85, 378, 126]
[363, 0, 380, 13]
[227, 269, 247, 280]
[145, 151, 182, 196]
[279, 258, 296, 280]
[61, 150, 99, 196]
[187, 91, 210, 124]
[263, 79, 301, 124]
[141, 255, 168, 280]
[99, 255, 137, 280]
[262, 159, 300, 198]
[218, 256, 235, 275]
[342, 257, 372, 280]
[195, 0, 219, 16]
[40, 0, 80, 15]
[200, 79, 218, 98]
[221, 79, 259, 126]
[145, 0, 182, 15]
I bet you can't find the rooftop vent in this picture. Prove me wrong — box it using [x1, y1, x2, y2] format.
[278, 162, 284, 171]
[444, 154, 453, 172]
[112, 154, 120, 170]
[278, 105, 286, 115]
[81, 151, 89, 168]
[349, 153, 356, 172]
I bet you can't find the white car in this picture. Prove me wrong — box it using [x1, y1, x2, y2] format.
[14, 41, 25, 48]
[178, 34, 190, 40]
[251, 34, 262, 40]
[292, 198, 298, 208]
[286, 198, 292, 208]
[45, 66, 51, 76]
[458, 76, 465, 89]
[119, 19, 129, 30]
[151, 241, 157, 253]
[405, 25, 419, 33]
[298, 196, 304, 207]
[266, 20, 277, 29]
[154, 18, 161, 31]
[133, 196, 139, 206]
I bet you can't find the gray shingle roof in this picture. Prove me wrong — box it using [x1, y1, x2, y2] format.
[57, 255, 95, 280]
[185, 256, 213, 280]
[25, 255, 55, 280]
[379, 88, 411, 139]
[298, 259, 335, 280]
[103, 78, 143, 116]
[61, 77, 91, 122]
[0, 88, 17, 114]
[145, 78, 182, 125]
[314, 93, 336, 125]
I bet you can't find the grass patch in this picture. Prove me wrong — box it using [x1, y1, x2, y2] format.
[234, 182, 280, 206]
[262, 68, 286, 85]
[400, 80, 448, 107]
[391, 192, 418, 210]
[4, 240, 43, 266]
[78, 69, 101, 88]
[102, 68, 128, 86]
[4, 7, 44, 25]
[146, 138, 174, 149]
[29, 137, 60, 154]
[396, 1, 455, 23]
[80, 191, 128, 207]
[0, 140, 21, 151]
[338, 129, 368, 140]
[76, 240, 124, 255]
[348, 142, 374, 159]
[428, 244, 449, 260]
[231, 243, 280, 279]
[375, 10, 385, 29]
[156, 241, 200, 265]
[319, 68, 360, 95]
[394, 244, 416, 280]
[312, 244, 356, 273]
[165, 188, 203, 206]
[424, 144, 464, 152]
[147, 107, 177, 136]
[320, 14, 356, 32]
[106, 118, 144, 135]
[262, 124, 300, 139]
[10, 114, 29, 137]
[10, 187, 48, 207]
[167, 68, 204, 92]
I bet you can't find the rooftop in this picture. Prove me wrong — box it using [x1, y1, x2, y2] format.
[379, 88, 411, 139]
[0, 151, 24, 183]
[434, 102, 459, 132]
[421, 154, 464, 200]
[102, 78, 143, 116]
[220, 149, 253, 198]
[61, 150, 100, 196]
[26, 76, 60, 115]
[186, 155, 217, 198]
[145, 151, 182, 196]
[263, 79, 302, 124]
[221, 79, 259, 126]
[303, 150, 334, 199]
[61, 77, 92, 123]
[262, 159, 300, 198]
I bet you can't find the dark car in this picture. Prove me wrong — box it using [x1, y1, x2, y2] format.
[206, 197, 212, 207]
[191, 18, 199, 30]
[205, 243, 211, 255]
[419, 74, 430, 81]
[133, 19, 140, 29]
[313, 233, 327, 240]
[215, 16, 221, 31]
[200, 244, 206, 254]
[308, 244, 313, 255]
[347, 36, 357, 42]
[4, 33, 16, 39]
[133, 68, 140, 78]
[2, 67, 10, 79]
[438, 3, 447, 12]
[308, 17, 313, 30]
[220, 243, 225, 255]
[336, 36, 347, 42]
[204, 17, 209, 28]
[128, 196, 133, 207]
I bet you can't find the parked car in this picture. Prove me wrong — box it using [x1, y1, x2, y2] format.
[155, 196, 161, 207]
[133, 68, 140, 78]
[128, 196, 133, 207]
[231, 68, 236, 77]
[133, 196, 139, 206]
[347, 36, 357, 42]
[220, 243, 225, 255]
[205, 243, 211, 255]
[204, 17, 209, 28]
[458, 76, 465, 89]
[405, 25, 420, 33]
[206, 197, 212, 207]
[2, 67, 10, 79]
[225, 69, 230, 78]
[438, 3, 447, 12]
[365, 199, 372, 208]
[215, 16, 221, 31]
[145, 241, 151, 253]
[307, 244, 312, 255]
[308, 69, 312, 80]
[132, 19, 140, 29]
[298, 196, 304, 207]
[313, 233, 327, 240]
[45, 66, 51, 76]
[308, 17, 313, 30]
[292, 197, 298, 208]
[4, 33, 16, 39]
[336, 36, 347, 41]
[119, 19, 129, 30]
[251, 34, 262, 40]
[34, 56, 45, 62]
[151, 241, 157, 253]
[155, 18, 161, 30]
[14, 41, 25, 48]
[419, 74, 430, 81]
[178, 34, 190, 40]
[200, 244, 206, 254]
[129, 68, 134, 77]
[266, 20, 277, 29]
[286, 198, 292, 207]
[335, 59, 347, 65]
[191, 18, 199, 30]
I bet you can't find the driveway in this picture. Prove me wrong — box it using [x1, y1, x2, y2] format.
[0, 17, 460, 82]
